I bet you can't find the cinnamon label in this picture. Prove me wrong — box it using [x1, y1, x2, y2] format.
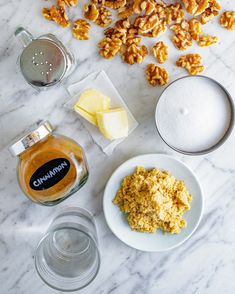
[29, 158, 70, 190]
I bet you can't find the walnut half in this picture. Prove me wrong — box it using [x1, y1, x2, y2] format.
[84, 3, 99, 22]
[104, 0, 127, 9]
[200, 0, 221, 24]
[220, 11, 235, 31]
[146, 64, 169, 86]
[176, 54, 204, 75]
[181, 0, 197, 15]
[42, 5, 70, 28]
[122, 43, 148, 65]
[189, 18, 203, 41]
[198, 35, 218, 47]
[118, 4, 134, 19]
[134, 13, 159, 34]
[141, 19, 167, 38]
[60, 0, 78, 7]
[171, 21, 192, 50]
[72, 19, 90, 40]
[98, 37, 123, 59]
[166, 3, 184, 25]
[95, 6, 112, 27]
[152, 41, 168, 64]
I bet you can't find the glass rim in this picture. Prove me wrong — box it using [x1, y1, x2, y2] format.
[52, 206, 95, 220]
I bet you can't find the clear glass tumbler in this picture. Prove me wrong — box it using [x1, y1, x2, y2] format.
[35, 207, 100, 291]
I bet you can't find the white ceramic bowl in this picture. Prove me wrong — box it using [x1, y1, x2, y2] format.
[103, 154, 204, 252]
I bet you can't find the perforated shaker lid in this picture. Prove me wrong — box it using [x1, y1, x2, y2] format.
[20, 39, 67, 87]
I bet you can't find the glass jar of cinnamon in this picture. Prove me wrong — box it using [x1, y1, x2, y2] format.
[9, 121, 89, 205]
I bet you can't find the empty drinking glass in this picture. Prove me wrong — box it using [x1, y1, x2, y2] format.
[35, 207, 100, 291]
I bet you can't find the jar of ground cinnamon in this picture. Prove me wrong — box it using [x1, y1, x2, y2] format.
[9, 121, 89, 205]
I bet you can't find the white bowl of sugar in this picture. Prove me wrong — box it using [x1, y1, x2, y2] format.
[155, 75, 234, 155]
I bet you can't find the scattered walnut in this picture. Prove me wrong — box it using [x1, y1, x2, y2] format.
[200, 11, 212, 24]
[171, 20, 189, 33]
[189, 18, 202, 41]
[84, 3, 99, 22]
[113, 21, 142, 56]
[194, 0, 210, 16]
[145, 0, 157, 15]
[66, 0, 78, 6]
[200, 0, 221, 24]
[171, 21, 192, 50]
[72, 19, 90, 40]
[152, 42, 168, 64]
[154, 4, 167, 19]
[104, 27, 115, 37]
[57, 0, 66, 9]
[220, 11, 235, 31]
[146, 64, 169, 86]
[118, 4, 134, 19]
[42, 8, 52, 21]
[115, 18, 131, 30]
[166, 3, 184, 25]
[141, 19, 167, 37]
[122, 43, 148, 64]
[92, 0, 105, 5]
[134, 14, 159, 34]
[42, 5, 70, 28]
[132, 0, 158, 15]
[133, 0, 147, 14]
[198, 35, 218, 46]
[182, 0, 212, 17]
[95, 6, 112, 27]
[181, 0, 198, 15]
[126, 36, 142, 46]
[127, 26, 139, 36]
[41, 0, 225, 78]
[176, 54, 204, 75]
[59, 0, 78, 7]
[126, 26, 140, 44]
[99, 37, 123, 58]
[103, 19, 130, 45]
[104, 0, 127, 9]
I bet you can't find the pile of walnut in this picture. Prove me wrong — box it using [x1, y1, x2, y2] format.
[42, 0, 235, 87]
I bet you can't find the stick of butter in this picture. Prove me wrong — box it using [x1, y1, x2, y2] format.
[96, 108, 129, 140]
[74, 105, 98, 126]
[76, 89, 111, 115]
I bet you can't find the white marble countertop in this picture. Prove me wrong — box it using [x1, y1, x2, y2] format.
[1, 1, 235, 293]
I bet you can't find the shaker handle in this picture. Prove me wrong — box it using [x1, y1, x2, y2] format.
[15, 27, 34, 48]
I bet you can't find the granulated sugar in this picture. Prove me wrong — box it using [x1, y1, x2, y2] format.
[156, 76, 232, 153]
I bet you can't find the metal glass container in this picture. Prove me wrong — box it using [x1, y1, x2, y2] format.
[15, 27, 75, 90]
[9, 121, 88, 205]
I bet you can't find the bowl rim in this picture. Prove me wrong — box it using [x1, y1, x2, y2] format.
[155, 75, 235, 156]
